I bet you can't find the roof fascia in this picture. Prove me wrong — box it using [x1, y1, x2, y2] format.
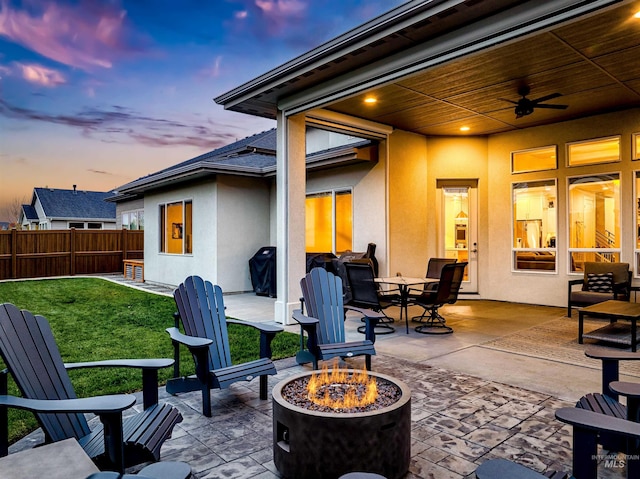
[278, 0, 623, 116]
[214, 0, 459, 109]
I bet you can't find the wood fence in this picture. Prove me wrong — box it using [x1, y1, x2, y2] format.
[0, 229, 143, 280]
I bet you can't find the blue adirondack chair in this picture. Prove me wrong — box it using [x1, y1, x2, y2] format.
[0, 303, 183, 473]
[166, 275, 284, 417]
[294, 267, 385, 370]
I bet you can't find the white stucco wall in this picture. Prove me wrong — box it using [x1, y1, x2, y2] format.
[144, 180, 217, 288]
[216, 175, 271, 292]
[306, 149, 388, 274]
[485, 108, 640, 307]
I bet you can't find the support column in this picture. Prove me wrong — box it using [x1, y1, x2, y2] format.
[274, 112, 307, 324]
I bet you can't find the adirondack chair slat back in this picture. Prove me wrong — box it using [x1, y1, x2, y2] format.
[174, 276, 232, 371]
[0, 303, 91, 441]
[301, 268, 345, 345]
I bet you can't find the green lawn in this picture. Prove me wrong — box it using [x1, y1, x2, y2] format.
[0, 277, 299, 443]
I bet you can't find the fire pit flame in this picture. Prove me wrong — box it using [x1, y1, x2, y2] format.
[306, 363, 377, 410]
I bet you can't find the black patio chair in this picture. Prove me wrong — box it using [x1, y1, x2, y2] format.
[409, 257, 457, 295]
[344, 261, 401, 334]
[166, 275, 284, 417]
[409, 262, 467, 334]
[293, 267, 385, 370]
[0, 303, 183, 473]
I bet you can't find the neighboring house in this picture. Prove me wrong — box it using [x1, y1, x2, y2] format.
[19, 205, 38, 230]
[0, 222, 10, 231]
[19, 186, 117, 230]
[111, 127, 376, 292]
[212, 0, 640, 324]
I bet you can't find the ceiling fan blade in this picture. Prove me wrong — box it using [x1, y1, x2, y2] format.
[534, 103, 568, 110]
[498, 98, 518, 105]
[531, 93, 562, 104]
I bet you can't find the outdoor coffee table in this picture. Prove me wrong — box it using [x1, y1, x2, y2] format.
[375, 276, 438, 334]
[578, 300, 640, 352]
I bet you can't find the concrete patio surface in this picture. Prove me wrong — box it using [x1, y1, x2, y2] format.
[8, 275, 635, 478]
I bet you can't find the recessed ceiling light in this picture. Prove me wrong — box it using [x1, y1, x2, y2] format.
[460, 126, 470, 132]
[364, 97, 377, 104]
[634, 10, 640, 18]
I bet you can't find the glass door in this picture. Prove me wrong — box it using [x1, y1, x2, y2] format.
[437, 181, 478, 293]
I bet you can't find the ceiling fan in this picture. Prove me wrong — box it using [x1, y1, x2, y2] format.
[499, 86, 568, 119]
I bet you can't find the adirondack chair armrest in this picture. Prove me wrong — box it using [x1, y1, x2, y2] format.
[0, 393, 135, 414]
[226, 319, 283, 358]
[292, 309, 319, 327]
[585, 347, 640, 398]
[64, 359, 175, 409]
[556, 406, 640, 440]
[65, 358, 174, 370]
[344, 305, 386, 320]
[165, 327, 213, 348]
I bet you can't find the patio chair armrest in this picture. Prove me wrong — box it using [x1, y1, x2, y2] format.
[65, 359, 174, 370]
[65, 359, 174, 409]
[226, 319, 284, 358]
[226, 319, 284, 334]
[568, 278, 584, 287]
[292, 309, 319, 327]
[344, 305, 386, 320]
[556, 406, 640, 438]
[585, 347, 640, 361]
[609, 381, 640, 399]
[165, 327, 212, 349]
[0, 393, 135, 414]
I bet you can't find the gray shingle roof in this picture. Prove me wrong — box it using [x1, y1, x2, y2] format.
[34, 188, 116, 220]
[21, 204, 38, 220]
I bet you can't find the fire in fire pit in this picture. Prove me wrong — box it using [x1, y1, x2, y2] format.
[273, 365, 411, 479]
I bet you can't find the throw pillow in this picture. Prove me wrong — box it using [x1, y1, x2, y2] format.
[586, 272, 613, 293]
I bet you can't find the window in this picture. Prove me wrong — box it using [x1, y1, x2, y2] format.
[69, 222, 84, 229]
[87, 223, 102, 229]
[305, 190, 352, 254]
[634, 133, 640, 161]
[511, 145, 557, 173]
[122, 209, 144, 230]
[160, 200, 192, 254]
[568, 174, 620, 272]
[567, 136, 620, 167]
[512, 180, 557, 272]
[636, 171, 640, 276]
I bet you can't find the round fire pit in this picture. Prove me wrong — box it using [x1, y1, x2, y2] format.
[272, 369, 411, 479]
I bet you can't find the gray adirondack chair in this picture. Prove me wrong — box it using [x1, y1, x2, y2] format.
[0, 303, 183, 473]
[166, 275, 284, 417]
[294, 267, 385, 371]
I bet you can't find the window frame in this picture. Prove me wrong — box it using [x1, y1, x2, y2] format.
[511, 145, 557, 173]
[566, 135, 621, 167]
[122, 209, 144, 230]
[159, 199, 193, 255]
[305, 188, 353, 255]
[511, 178, 558, 273]
[566, 172, 621, 274]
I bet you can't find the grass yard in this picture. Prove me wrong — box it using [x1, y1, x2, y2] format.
[0, 277, 299, 443]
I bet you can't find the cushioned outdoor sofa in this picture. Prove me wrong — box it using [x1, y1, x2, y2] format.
[567, 262, 631, 317]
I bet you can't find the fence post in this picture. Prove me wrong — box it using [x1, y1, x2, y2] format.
[122, 228, 129, 261]
[70, 228, 76, 276]
[11, 229, 17, 279]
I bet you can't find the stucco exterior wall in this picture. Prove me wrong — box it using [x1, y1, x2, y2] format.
[306, 144, 388, 273]
[216, 175, 271, 292]
[144, 180, 217, 288]
[486, 108, 639, 307]
[387, 130, 429, 278]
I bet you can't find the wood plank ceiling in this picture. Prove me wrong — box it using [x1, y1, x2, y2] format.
[325, 1, 640, 136]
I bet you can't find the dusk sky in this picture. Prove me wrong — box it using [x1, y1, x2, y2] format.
[0, 0, 406, 222]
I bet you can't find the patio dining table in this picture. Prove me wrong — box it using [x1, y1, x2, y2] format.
[375, 276, 438, 334]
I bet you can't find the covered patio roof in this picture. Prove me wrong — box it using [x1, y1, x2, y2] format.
[215, 0, 640, 136]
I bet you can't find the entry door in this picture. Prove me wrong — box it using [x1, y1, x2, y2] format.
[437, 180, 478, 293]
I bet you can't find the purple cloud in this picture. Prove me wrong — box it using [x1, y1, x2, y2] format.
[0, 0, 150, 71]
[0, 99, 241, 150]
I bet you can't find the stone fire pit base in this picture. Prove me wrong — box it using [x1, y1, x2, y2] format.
[272, 370, 411, 479]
